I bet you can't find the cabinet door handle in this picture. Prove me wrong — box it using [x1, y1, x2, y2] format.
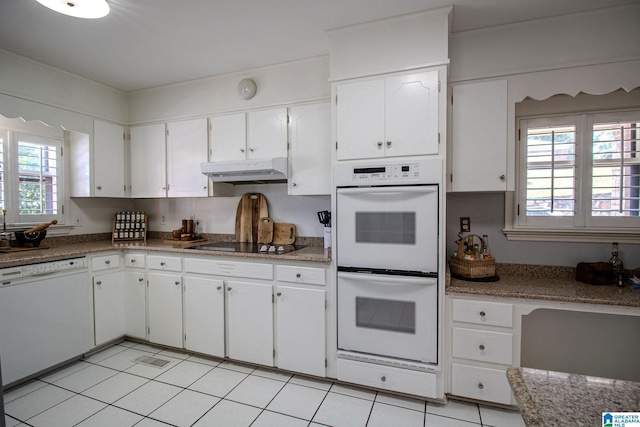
[105, 260, 110, 265]
[217, 286, 222, 291]
[479, 311, 486, 317]
[479, 344, 485, 351]
[386, 140, 392, 148]
[277, 292, 282, 297]
[160, 262, 166, 266]
[240, 148, 245, 153]
[202, 186, 207, 190]
[380, 376, 386, 382]
[477, 382, 484, 390]
[500, 174, 506, 181]
[249, 148, 254, 152]
[227, 287, 232, 291]
[96, 185, 102, 190]
[377, 141, 383, 148]
[138, 277, 144, 282]
[296, 273, 301, 278]
[292, 183, 297, 187]
[130, 259, 136, 263]
[175, 281, 180, 286]
[96, 281, 102, 285]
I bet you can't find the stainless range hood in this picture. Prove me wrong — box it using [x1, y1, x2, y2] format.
[200, 157, 288, 184]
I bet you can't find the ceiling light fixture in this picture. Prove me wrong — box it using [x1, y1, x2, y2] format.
[36, 0, 110, 19]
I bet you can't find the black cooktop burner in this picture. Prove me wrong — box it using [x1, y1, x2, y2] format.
[186, 241, 306, 254]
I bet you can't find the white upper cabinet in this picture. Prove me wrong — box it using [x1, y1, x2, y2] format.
[94, 120, 127, 197]
[166, 118, 209, 198]
[70, 120, 127, 198]
[210, 113, 246, 161]
[336, 69, 440, 160]
[130, 123, 166, 198]
[210, 108, 288, 162]
[247, 108, 288, 159]
[450, 79, 508, 192]
[288, 102, 331, 195]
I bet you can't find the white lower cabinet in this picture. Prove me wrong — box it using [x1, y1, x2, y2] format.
[123, 271, 147, 340]
[148, 272, 183, 348]
[448, 296, 515, 405]
[184, 275, 225, 358]
[93, 272, 126, 346]
[226, 280, 274, 366]
[276, 285, 325, 376]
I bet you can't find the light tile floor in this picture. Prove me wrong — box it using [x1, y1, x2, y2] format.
[3, 341, 526, 427]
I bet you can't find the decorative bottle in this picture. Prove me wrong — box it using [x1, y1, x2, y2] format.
[608, 242, 624, 287]
[481, 234, 491, 259]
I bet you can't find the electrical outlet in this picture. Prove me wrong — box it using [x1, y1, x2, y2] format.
[161, 215, 167, 225]
[460, 217, 471, 233]
[74, 215, 82, 227]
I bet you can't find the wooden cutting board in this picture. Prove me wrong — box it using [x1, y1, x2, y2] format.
[235, 193, 268, 243]
[272, 222, 296, 245]
[257, 217, 274, 244]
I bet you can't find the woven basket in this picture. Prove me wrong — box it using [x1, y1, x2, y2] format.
[449, 235, 496, 279]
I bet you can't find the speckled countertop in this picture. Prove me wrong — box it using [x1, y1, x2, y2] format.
[447, 263, 640, 308]
[507, 367, 640, 426]
[0, 234, 331, 269]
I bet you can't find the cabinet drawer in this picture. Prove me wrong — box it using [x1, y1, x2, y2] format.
[276, 265, 325, 285]
[452, 299, 513, 327]
[337, 358, 437, 399]
[91, 254, 120, 272]
[184, 258, 272, 280]
[451, 363, 513, 405]
[124, 253, 146, 269]
[452, 327, 513, 365]
[147, 255, 182, 272]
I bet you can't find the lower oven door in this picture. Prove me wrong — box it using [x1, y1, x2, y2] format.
[337, 271, 438, 364]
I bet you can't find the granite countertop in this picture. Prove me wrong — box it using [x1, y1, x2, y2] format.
[0, 236, 331, 269]
[507, 367, 640, 426]
[447, 263, 640, 308]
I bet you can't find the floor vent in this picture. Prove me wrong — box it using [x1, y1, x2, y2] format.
[133, 355, 172, 368]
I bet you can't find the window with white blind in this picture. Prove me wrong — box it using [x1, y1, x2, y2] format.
[0, 129, 63, 226]
[515, 110, 640, 237]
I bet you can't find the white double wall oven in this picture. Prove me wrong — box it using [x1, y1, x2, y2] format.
[335, 158, 443, 367]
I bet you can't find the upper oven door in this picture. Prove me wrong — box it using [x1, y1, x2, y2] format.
[336, 185, 438, 274]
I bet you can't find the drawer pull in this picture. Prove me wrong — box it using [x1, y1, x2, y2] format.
[277, 292, 282, 297]
[227, 287, 232, 291]
[479, 344, 485, 351]
[160, 262, 166, 266]
[96, 281, 102, 286]
[217, 286, 222, 291]
[479, 311, 486, 317]
[380, 376, 386, 382]
[296, 273, 301, 278]
[138, 277, 144, 282]
[130, 259, 136, 263]
[105, 260, 110, 265]
[477, 382, 484, 390]
[175, 281, 180, 286]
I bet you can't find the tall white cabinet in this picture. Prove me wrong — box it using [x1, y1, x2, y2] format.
[288, 102, 331, 195]
[183, 276, 225, 357]
[335, 70, 440, 160]
[450, 79, 508, 191]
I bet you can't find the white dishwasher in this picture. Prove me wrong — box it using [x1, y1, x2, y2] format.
[0, 257, 91, 387]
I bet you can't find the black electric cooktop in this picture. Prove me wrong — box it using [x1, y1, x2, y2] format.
[186, 241, 306, 255]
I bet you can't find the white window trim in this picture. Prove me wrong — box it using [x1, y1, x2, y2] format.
[0, 118, 68, 230]
[505, 108, 640, 244]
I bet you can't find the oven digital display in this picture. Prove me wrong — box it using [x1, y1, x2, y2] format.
[351, 163, 419, 182]
[353, 167, 386, 174]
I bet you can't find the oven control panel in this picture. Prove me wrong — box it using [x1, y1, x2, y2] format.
[352, 163, 420, 182]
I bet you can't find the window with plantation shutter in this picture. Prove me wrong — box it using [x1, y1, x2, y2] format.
[16, 134, 61, 222]
[590, 112, 640, 226]
[515, 110, 640, 238]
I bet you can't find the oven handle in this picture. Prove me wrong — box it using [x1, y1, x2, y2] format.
[338, 271, 436, 286]
[337, 186, 437, 195]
